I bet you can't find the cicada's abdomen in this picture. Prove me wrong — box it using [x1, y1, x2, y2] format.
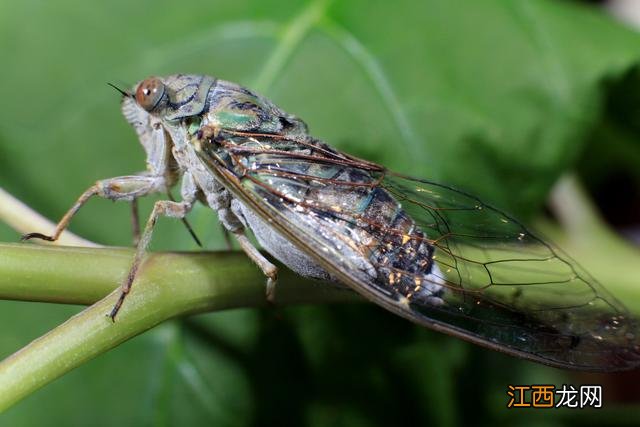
[355, 187, 444, 304]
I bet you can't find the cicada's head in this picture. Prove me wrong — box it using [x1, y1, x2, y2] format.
[127, 74, 216, 120]
[119, 75, 213, 161]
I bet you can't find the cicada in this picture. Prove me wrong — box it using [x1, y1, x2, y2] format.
[23, 74, 640, 371]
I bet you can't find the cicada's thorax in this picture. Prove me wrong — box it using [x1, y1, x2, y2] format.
[202, 79, 309, 137]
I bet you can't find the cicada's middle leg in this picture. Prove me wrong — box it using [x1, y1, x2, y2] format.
[108, 198, 194, 320]
[130, 198, 141, 246]
[108, 171, 200, 319]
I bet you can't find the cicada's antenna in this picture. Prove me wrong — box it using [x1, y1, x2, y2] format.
[107, 82, 133, 98]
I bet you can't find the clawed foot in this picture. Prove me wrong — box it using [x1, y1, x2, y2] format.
[266, 278, 276, 303]
[107, 291, 127, 322]
[265, 270, 278, 304]
[21, 232, 56, 242]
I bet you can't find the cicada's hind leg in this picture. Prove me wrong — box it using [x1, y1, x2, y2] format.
[21, 175, 166, 243]
[204, 175, 278, 302]
[233, 230, 278, 302]
[109, 198, 195, 320]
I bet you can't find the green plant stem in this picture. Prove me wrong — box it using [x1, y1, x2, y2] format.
[548, 174, 612, 244]
[0, 243, 355, 411]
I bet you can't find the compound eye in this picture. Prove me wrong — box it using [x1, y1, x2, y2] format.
[135, 77, 165, 111]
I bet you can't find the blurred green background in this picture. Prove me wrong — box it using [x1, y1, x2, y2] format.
[2, 0, 640, 425]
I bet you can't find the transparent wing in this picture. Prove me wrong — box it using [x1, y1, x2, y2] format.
[198, 132, 640, 371]
[379, 173, 640, 370]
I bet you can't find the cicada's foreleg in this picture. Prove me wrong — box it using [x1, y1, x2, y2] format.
[109, 198, 194, 320]
[21, 175, 166, 243]
[233, 230, 278, 302]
